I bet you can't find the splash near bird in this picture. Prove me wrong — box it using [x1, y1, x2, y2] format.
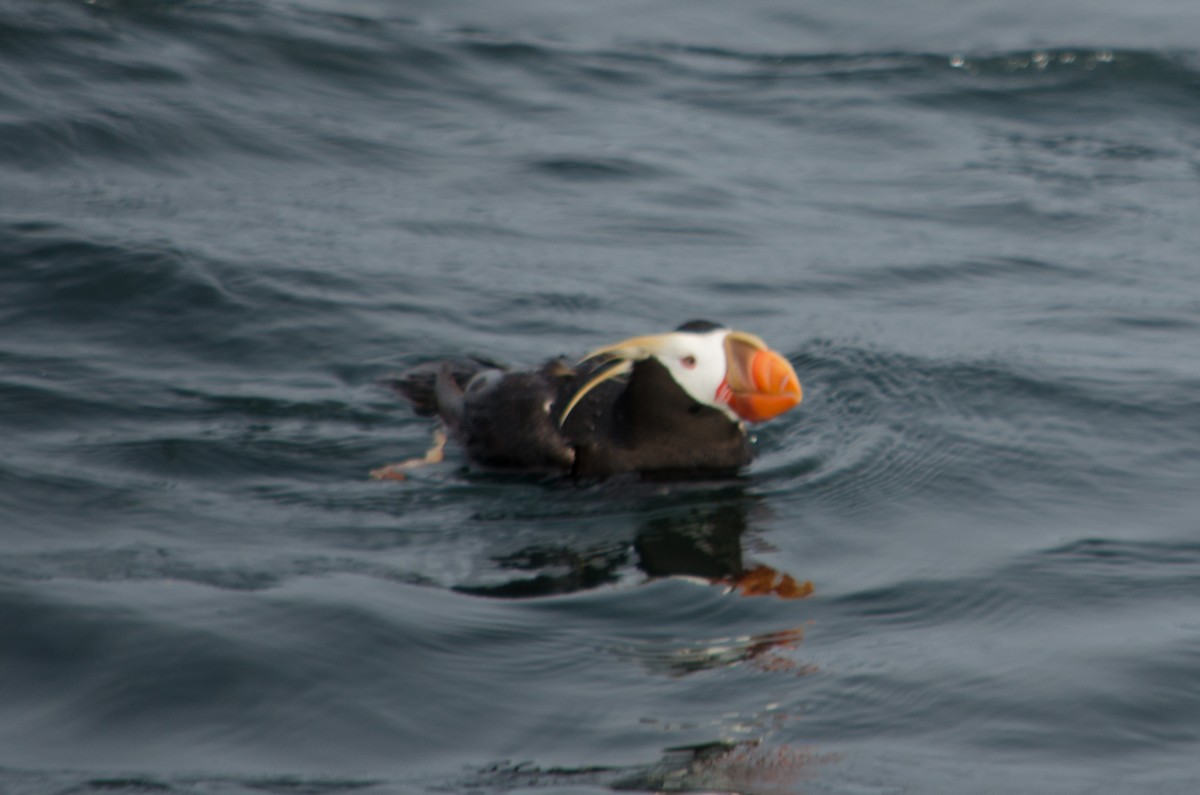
[374, 320, 802, 480]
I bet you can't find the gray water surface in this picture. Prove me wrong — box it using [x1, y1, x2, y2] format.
[3, 1, 1200, 793]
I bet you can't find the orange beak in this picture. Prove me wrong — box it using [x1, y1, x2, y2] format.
[721, 331, 802, 423]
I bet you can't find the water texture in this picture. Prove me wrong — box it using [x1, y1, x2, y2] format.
[3, 1, 1200, 793]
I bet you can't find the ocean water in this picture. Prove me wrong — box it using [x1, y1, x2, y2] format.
[3, 1, 1200, 793]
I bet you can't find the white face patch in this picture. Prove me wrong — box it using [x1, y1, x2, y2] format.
[650, 329, 736, 419]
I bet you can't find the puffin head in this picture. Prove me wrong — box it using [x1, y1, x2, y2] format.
[560, 320, 802, 426]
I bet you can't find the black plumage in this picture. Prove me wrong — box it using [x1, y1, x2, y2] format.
[562, 356, 751, 477]
[386, 353, 748, 479]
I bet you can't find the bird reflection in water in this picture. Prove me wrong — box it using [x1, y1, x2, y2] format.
[620, 625, 811, 679]
[467, 739, 837, 794]
[453, 489, 822, 791]
[454, 487, 812, 602]
[635, 500, 812, 600]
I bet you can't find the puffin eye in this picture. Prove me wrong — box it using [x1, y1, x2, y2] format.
[681, 355, 697, 369]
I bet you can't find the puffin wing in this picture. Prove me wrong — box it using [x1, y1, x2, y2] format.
[383, 357, 498, 419]
[456, 359, 579, 471]
[388, 357, 579, 472]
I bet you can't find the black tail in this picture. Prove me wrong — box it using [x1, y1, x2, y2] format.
[381, 357, 501, 418]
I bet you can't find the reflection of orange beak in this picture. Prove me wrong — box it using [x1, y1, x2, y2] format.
[721, 332, 802, 423]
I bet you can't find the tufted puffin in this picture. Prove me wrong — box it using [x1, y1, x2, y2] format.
[374, 320, 801, 480]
